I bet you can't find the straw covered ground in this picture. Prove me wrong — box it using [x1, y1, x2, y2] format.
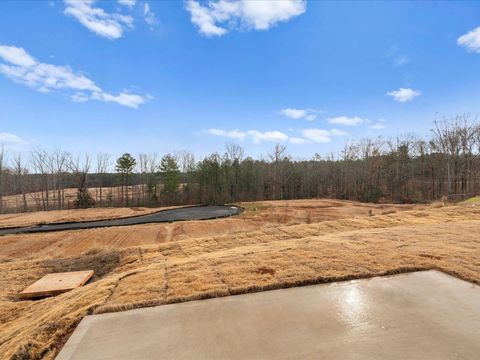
[0, 199, 479, 359]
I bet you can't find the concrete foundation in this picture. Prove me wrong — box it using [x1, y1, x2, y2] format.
[57, 270, 480, 360]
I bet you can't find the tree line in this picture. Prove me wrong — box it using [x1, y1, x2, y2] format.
[0, 115, 479, 213]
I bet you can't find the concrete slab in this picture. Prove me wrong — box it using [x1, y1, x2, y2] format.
[20, 270, 94, 299]
[56, 271, 480, 360]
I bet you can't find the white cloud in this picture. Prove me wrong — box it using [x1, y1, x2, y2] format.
[0, 132, 31, 151]
[328, 116, 364, 126]
[206, 126, 347, 145]
[118, 0, 136, 8]
[64, 0, 133, 40]
[144, 3, 157, 28]
[0, 45, 147, 108]
[296, 128, 347, 144]
[206, 128, 247, 139]
[280, 108, 306, 119]
[185, 0, 306, 37]
[457, 27, 480, 53]
[247, 130, 288, 143]
[185, 1, 227, 36]
[330, 128, 348, 136]
[0, 46, 36, 67]
[387, 87, 421, 102]
[280, 107, 317, 121]
[206, 128, 288, 143]
[289, 137, 309, 145]
[301, 129, 331, 143]
[0, 132, 28, 146]
[369, 120, 386, 130]
[93, 91, 147, 108]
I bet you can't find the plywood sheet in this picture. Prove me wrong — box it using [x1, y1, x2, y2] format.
[19, 270, 94, 299]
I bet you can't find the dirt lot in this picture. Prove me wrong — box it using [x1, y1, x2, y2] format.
[0, 199, 479, 359]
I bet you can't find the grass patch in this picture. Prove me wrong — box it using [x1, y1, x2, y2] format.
[462, 195, 480, 204]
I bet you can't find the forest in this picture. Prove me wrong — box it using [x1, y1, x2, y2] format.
[1, 116, 479, 213]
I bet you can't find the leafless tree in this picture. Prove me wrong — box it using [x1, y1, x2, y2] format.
[96, 152, 110, 206]
[31, 148, 51, 210]
[47, 150, 69, 209]
[0, 145, 6, 213]
[69, 153, 95, 209]
[269, 144, 287, 200]
[176, 150, 195, 203]
[12, 153, 28, 212]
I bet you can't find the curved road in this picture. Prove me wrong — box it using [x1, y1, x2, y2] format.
[0, 205, 243, 236]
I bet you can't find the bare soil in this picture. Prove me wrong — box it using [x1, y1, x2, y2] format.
[0, 199, 479, 359]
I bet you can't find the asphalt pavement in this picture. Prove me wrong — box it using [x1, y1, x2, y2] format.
[0, 205, 242, 236]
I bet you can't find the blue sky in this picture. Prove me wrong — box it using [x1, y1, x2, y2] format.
[1, 0, 480, 159]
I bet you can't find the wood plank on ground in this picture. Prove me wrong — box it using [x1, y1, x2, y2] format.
[19, 270, 94, 299]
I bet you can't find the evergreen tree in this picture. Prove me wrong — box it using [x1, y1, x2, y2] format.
[160, 154, 180, 202]
[116, 153, 136, 206]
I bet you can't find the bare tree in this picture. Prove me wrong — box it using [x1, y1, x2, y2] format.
[12, 153, 28, 212]
[0, 145, 6, 213]
[225, 143, 244, 201]
[69, 153, 95, 209]
[31, 149, 51, 210]
[47, 150, 69, 209]
[432, 115, 476, 195]
[269, 144, 287, 200]
[146, 153, 159, 204]
[176, 150, 195, 204]
[96, 152, 110, 206]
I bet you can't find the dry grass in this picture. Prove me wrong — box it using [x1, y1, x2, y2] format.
[0, 199, 479, 359]
[1, 185, 151, 212]
[0, 206, 167, 229]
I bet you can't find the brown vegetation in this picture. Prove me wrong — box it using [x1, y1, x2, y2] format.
[0, 199, 479, 359]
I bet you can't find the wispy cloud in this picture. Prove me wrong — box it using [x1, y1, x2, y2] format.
[393, 55, 409, 66]
[385, 44, 410, 67]
[205, 128, 247, 140]
[0, 45, 148, 108]
[299, 128, 347, 144]
[369, 119, 387, 130]
[328, 116, 364, 126]
[144, 3, 157, 29]
[280, 107, 317, 121]
[0, 132, 30, 151]
[387, 87, 421, 102]
[205, 126, 348, 145]
[301, 129, 331, 143]
[206, 128, 288, 143]
[247, 130, 288, 143]
[118, 0, 136, 8]
[457, 26, 480, 53]
[185, 0, 306, 37]
[64, 0, 134, 39]
[289, 137, 309, 145]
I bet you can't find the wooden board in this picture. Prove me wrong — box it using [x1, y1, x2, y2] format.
[19, 270, 94, 299]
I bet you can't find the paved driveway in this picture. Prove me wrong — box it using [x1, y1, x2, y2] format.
[0, 205, 242, 236]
